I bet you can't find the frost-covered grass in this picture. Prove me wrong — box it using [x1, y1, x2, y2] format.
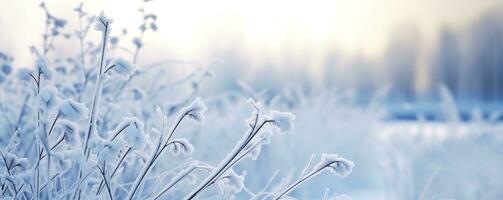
[193, 87, 502, 199]
[0, 2, 354, 200]
[2, 1, 503, 200]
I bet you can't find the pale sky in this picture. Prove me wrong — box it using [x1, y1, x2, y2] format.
[0, 0, 502, 70]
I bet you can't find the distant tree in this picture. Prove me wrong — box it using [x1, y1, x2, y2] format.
[384, 24, 421, 102]
[431, 28, 460, 98]
[467, 10, 503, 102]
[348, 54, 376, 102]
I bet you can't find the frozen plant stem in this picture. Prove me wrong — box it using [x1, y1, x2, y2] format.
[274, 162, 340, 200]
[45, 112, 60, 200]
[96, 125, 134, 196]
[126, 110, 192, 200]
[97, 162, 114, 200]
[83, 18, 109, 159]
[274, 170, 321, 199]
[153, 163, 211, 200]
[77, 16, 109, 200]
[76, 11, 90, 101]
[184, 113, 271, 200]
[96, 147, 131, 195]
[96, 121, 142, 195]
[30, 71, 42, 200]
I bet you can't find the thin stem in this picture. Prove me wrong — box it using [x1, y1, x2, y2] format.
[152, 112, 189, 162]
[68, 171, 93, 200]
[185, 120, 270, 200]
[47, 132, 52, 199]
[35, 72, 41, 200]
[35, 142, 40, 200]
[0, 151, 12, 176]
[29, 73, 40, 86]
[96, 147, 131, 195]
[12, 183, 24, 199]
[126, 110, 189, 200]
[125, 141, 162, 200]
[153, 166, 198, 200]
[79, 18, 109, 200]
[98, 162, 114, 200]
[83, 20, 109, 158]
[39, 135, 65, 160]
[39, 173, 59, 191]
[274, 165, 329, 200]
[110, 123, 130, 141]
[252, 170, 279, 200]
[220, 138, 263, 176]
[103, 64, 116, 74]
[166, 112, 189, 144]
[48, 112, 60, 136]
[37, 71, 41, 92]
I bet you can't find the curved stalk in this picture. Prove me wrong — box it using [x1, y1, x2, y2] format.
[126, 112, 190, 200]
[274, 163, 334, 200]
[184, 119, 270, 200]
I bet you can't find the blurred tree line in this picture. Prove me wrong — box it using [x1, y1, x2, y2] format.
[201, 8, 503, 105]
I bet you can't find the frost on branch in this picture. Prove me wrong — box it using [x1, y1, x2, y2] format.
[115, 117, 146, 150]
[94, 11, 113, 32]
[106, 57, 135, 76]
[36, 57, 53, 80]
[243, 130, 272, 160]
[58, 119, 81, 146]
[0, 4, 360, 199]
[0, 151, 30, 173]
[273, 154, 354, 200]
[58, 98, 89, 121]
[89, 136, 122, 161]
[168, 138, 194, 156]
[38, 86, 61, 111]
[217, 169, 247, 196]
[313, 153, 354, 178]
[180, 97, 207, 123]
[268, 110, 295, 135]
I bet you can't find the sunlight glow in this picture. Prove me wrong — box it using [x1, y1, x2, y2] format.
[0, 0, 501, 72]
[99, 0, 501, 60]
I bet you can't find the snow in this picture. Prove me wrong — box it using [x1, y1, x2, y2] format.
[0, 4, 502, 200]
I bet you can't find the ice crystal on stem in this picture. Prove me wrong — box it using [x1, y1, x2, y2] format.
[274, 154, 354, 200]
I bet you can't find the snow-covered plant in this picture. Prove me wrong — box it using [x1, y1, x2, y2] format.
[0, 3, 356, 200]
[112, 117, 145, 150]
[82, 11, 112, 159]
[273, 154, 354, 200]
[125, 98, 206, 200]
[58, 98, 88, 121]
[132, 0, 158, 63]
[105, 57, 136, 76]
[184, 99, 296, 199]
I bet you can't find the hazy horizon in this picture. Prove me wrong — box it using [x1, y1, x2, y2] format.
[1, 0, 503, 101]
[1, 0, 502, 66]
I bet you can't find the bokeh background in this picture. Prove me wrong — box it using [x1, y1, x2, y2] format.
[1, 0, 503, 199]
[2, 0, 503, 105]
